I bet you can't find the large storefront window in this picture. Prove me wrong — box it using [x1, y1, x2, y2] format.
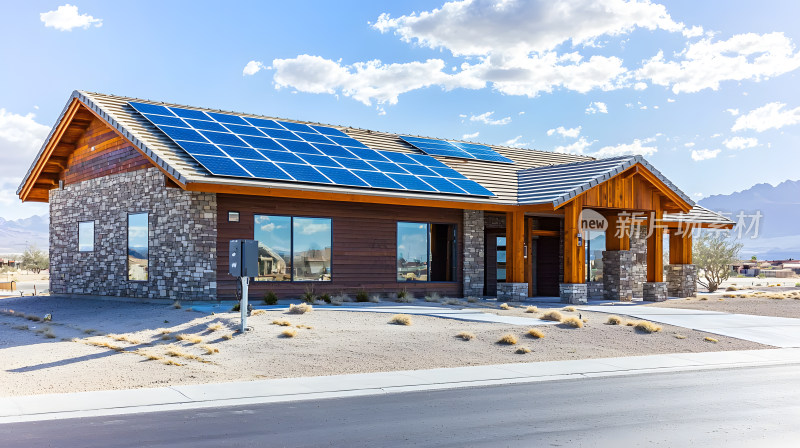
[128, 213, 148, 281]
[586, 230, 605, 282]
[397, 222, 456, 282]
[254, 215, 332, 282]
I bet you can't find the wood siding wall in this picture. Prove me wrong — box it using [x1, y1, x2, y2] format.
[217, 194, 463, 299]
[60, 118, 152, 185]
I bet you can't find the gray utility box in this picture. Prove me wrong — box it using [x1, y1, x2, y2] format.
[229, 239, 259, 278]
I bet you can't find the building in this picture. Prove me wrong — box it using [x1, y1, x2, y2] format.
[17, 91, 733, 303]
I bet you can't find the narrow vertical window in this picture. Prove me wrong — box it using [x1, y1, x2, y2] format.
[78, 221, 94, 252]
[128, 213, 149, 281]
[254, 215, 292, 281]
[496, 236, 507, 283]
[397, 222, 429, 281]
[586, 230, 605, 282]
[293, 217, 332, 281]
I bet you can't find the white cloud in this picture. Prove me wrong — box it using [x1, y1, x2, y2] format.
[518, 111, 525, 115]
[462, 131, 480, 139]
[691, 148, 721, 161]
[634, 82, 648, 90]
[711, 133, 722, 138]
[40, 4, 102, 31]
[554, 137, 595, 155]
[722, 136, 758, 150]
[547, 126, 582, 139]
[593, 138, 657, 157]
[585, 101, 608, 114]
[505, 136, 528, 148]
[667, 98, 676, 103]
[684, 142, 695, 148]
[637, 32, 800, 94]
[726, 108, 739, 116]
[242, 60, 265, 76]
[0, 109, 50, 180]
[732, 102, 800, 132]
[469, 111, 511, 126]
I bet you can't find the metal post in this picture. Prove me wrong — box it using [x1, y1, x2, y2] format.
[240, 276, 248, 333]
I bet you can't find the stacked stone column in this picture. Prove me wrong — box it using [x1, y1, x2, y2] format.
[602, 250, 633, 301]
[666, 264, 697, 298]
[462, 210, 485, 297]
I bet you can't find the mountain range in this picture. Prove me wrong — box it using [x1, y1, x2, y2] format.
[0, 214, 49, 255]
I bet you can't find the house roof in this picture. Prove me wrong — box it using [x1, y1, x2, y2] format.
[663, 205, 735, 226]
[17, 90, 732, 226]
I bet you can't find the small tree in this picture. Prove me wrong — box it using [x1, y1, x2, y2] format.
[693, 232, 742, 293]
[750, 255, 757, 261]
[20, 244, 49, 274]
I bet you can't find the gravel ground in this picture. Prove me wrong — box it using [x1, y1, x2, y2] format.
[0, 295, 767, 397]
[645, 288, 800, 318]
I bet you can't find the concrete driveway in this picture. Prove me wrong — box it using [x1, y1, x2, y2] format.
[580, 305, 800, 348]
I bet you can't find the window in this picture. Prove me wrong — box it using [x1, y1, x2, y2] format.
[397, 222, 457, 282]
[496, 236, 507, 282]
[228, 211, 240, 222]
[254, 215, 331, 282]
[128, 213, 149, 281]
[78, 221, 94, 252]
[586, 230, 605, 282]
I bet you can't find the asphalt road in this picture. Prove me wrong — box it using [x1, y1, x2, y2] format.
[2, 364, 800, 447]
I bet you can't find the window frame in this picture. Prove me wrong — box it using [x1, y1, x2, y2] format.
[396, 220, 458, 283]
[78, 220, 95, 252]
[252, 214, 333, 283]
[127, 212, 150, 283]
[228, 211, 240, 223]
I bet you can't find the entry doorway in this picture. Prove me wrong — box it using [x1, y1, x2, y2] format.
[531, 236, 560, 296]
[484, 230, 505, 296]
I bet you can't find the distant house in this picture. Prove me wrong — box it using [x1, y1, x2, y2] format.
[18, 91, 732, 303]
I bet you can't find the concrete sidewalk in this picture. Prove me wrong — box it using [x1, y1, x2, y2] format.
[2, 348, 799, 424]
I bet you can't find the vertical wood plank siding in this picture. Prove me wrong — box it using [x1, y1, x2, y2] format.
[60, 118, 152, 185]
[216, 194, 463, 299]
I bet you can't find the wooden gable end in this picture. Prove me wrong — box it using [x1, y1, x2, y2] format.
[19, 100, 157, 202]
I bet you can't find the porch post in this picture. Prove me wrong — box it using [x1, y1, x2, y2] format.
[602, 212, 634, 301]
[644, 195, 668, 301]
[560, 196, 587, 304]
[666, 229, 697, 297]
[497, 210, 528, 301]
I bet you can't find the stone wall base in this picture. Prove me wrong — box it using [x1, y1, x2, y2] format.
[667, 264, 697, 298]
[560, 283, 588, 304]
[462, 210, 485, 298]
[497, 283, 528, 302]
[643, 282, 668, 302]
[587, 281, 603, 300]
[603, 250, 633, 301]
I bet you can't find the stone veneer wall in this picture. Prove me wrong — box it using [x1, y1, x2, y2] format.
[50, 167, 217, 300]
[666, 264, 697, 298]
[602, 250, 633, 301]
[463, 210, 485, 297]
[497, 283, 528, 302]
[630, 224, 647, 297]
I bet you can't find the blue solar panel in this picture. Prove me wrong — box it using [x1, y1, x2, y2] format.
[129, 101, 495, 197]
[400, 136, 514, 164]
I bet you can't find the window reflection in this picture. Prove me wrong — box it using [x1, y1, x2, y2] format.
[254, 215, 292, 281]
[128, 213, 148, 281]
[293, 217, 332, 281]
[397, 222, 429, 281]
[586, 230, 605, 282]
[79, 221, 94, 252]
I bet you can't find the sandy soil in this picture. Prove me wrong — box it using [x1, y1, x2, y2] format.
[646, 288, 800, 318]
[0, 295, 767, 397]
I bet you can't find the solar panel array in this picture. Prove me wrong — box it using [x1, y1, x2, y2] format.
[127, 102, 495, 197]
[399, 136, 514, 164]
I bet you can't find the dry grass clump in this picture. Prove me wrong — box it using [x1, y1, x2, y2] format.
[497, 334, 518, 345]
[43, 329, 56, 338]
[725, 286, 738, 291]
[288, 303, 312, 314]
[165, 346, 209, 363]
[172, 300, 181, 309]
[107, 333, 142, 344]
[295, 324, 314, 329]
[272, 319, 292, 326]
[540, 310, 563, 322]
[525, 306, 538, 313]
[424, 292, 441, 303]
[674, 334, 687, 339]
[206, 322, 224, 332]
[560, 316, 584, 328]
[280, 328, 298, 338]
[389, 314, 413, 326]
[563, 306, 577, 312]
[704, 337, 719, 343]
[625, 321, 635, 326]
[456, 331, 475, 341]
[722, 294, 734, 298]
[467, 297, 479, 303]
[200, 344, 219, 355]
[251, 309, 268, 316]
[11, 324, 29, 330]
[221, 333, 233, 340]
[606, 315, 623, 325]
[499, 303, 511, 310]
[369, 294, 381, 303]
[175, 334, 203, 344]
[516, 346, 532, 354]
[86, 340, 125, 352]
[699, 297, 708, 301]
[527, 328, 545, 339]
[634, 321, 662, 333]
[162, 359, 183, 366]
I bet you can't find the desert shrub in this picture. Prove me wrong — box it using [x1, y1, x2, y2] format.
[251, 309, 268, 316]
[397, 288, 410, 300]
[280, 328, 297, 338]
[467, 296, 479, 303]
[527, 328, 544, 339]
[288, 303, 312, 314]
[499, 303, 510, 310]
[206, 322, 223, 332]
[175, 334, 203, 344]
[525, 306, 538, 313]
[396, 292, 414, 303]
[497, 334, 517, 345]
[222, 333, 233, 340]
[263, 291, 279, 305]
[424, 292, 441, 303]
[563, 306, 577, 312]
[540, 311, 563, 322]
[456, 331, 475, 341]
[356, 289, 369, 302]
[231, 302, 241, 312]
[560, 316, 583, 328]
[272, 319, 292, 326]
[389, 314, 412, 325]
[301, 286, 316, 304]
[369, 294, 381, 303]
[172, 300, 181, 309]
[319, 293, 331, 304]
[516, 346, 531, 354]
[200, 344, 219, 355]
[606, 315, 623, 325]
[704, 337, 718, 343]
[725, 286, 738, 291]
[634, 321, 662, 333]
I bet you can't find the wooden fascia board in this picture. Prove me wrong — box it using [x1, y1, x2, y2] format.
[663, 221, 735, 229]
[19, 99, 81, 202]
[186, 182, 517, 211]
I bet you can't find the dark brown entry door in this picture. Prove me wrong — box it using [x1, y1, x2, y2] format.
[535, 236, 560, 297]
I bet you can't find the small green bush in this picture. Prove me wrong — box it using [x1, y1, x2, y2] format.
[319, 292, 332, 303]
[795, 283, 800, 288]
[263, 291, 278, 305]
[231, 302, 240, 312]
[356, 289, 369, 302]
[397, 288, 409, 300]
[301, 286, 316, 304]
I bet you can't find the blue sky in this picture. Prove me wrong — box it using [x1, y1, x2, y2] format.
[2, 1, 799, 220]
